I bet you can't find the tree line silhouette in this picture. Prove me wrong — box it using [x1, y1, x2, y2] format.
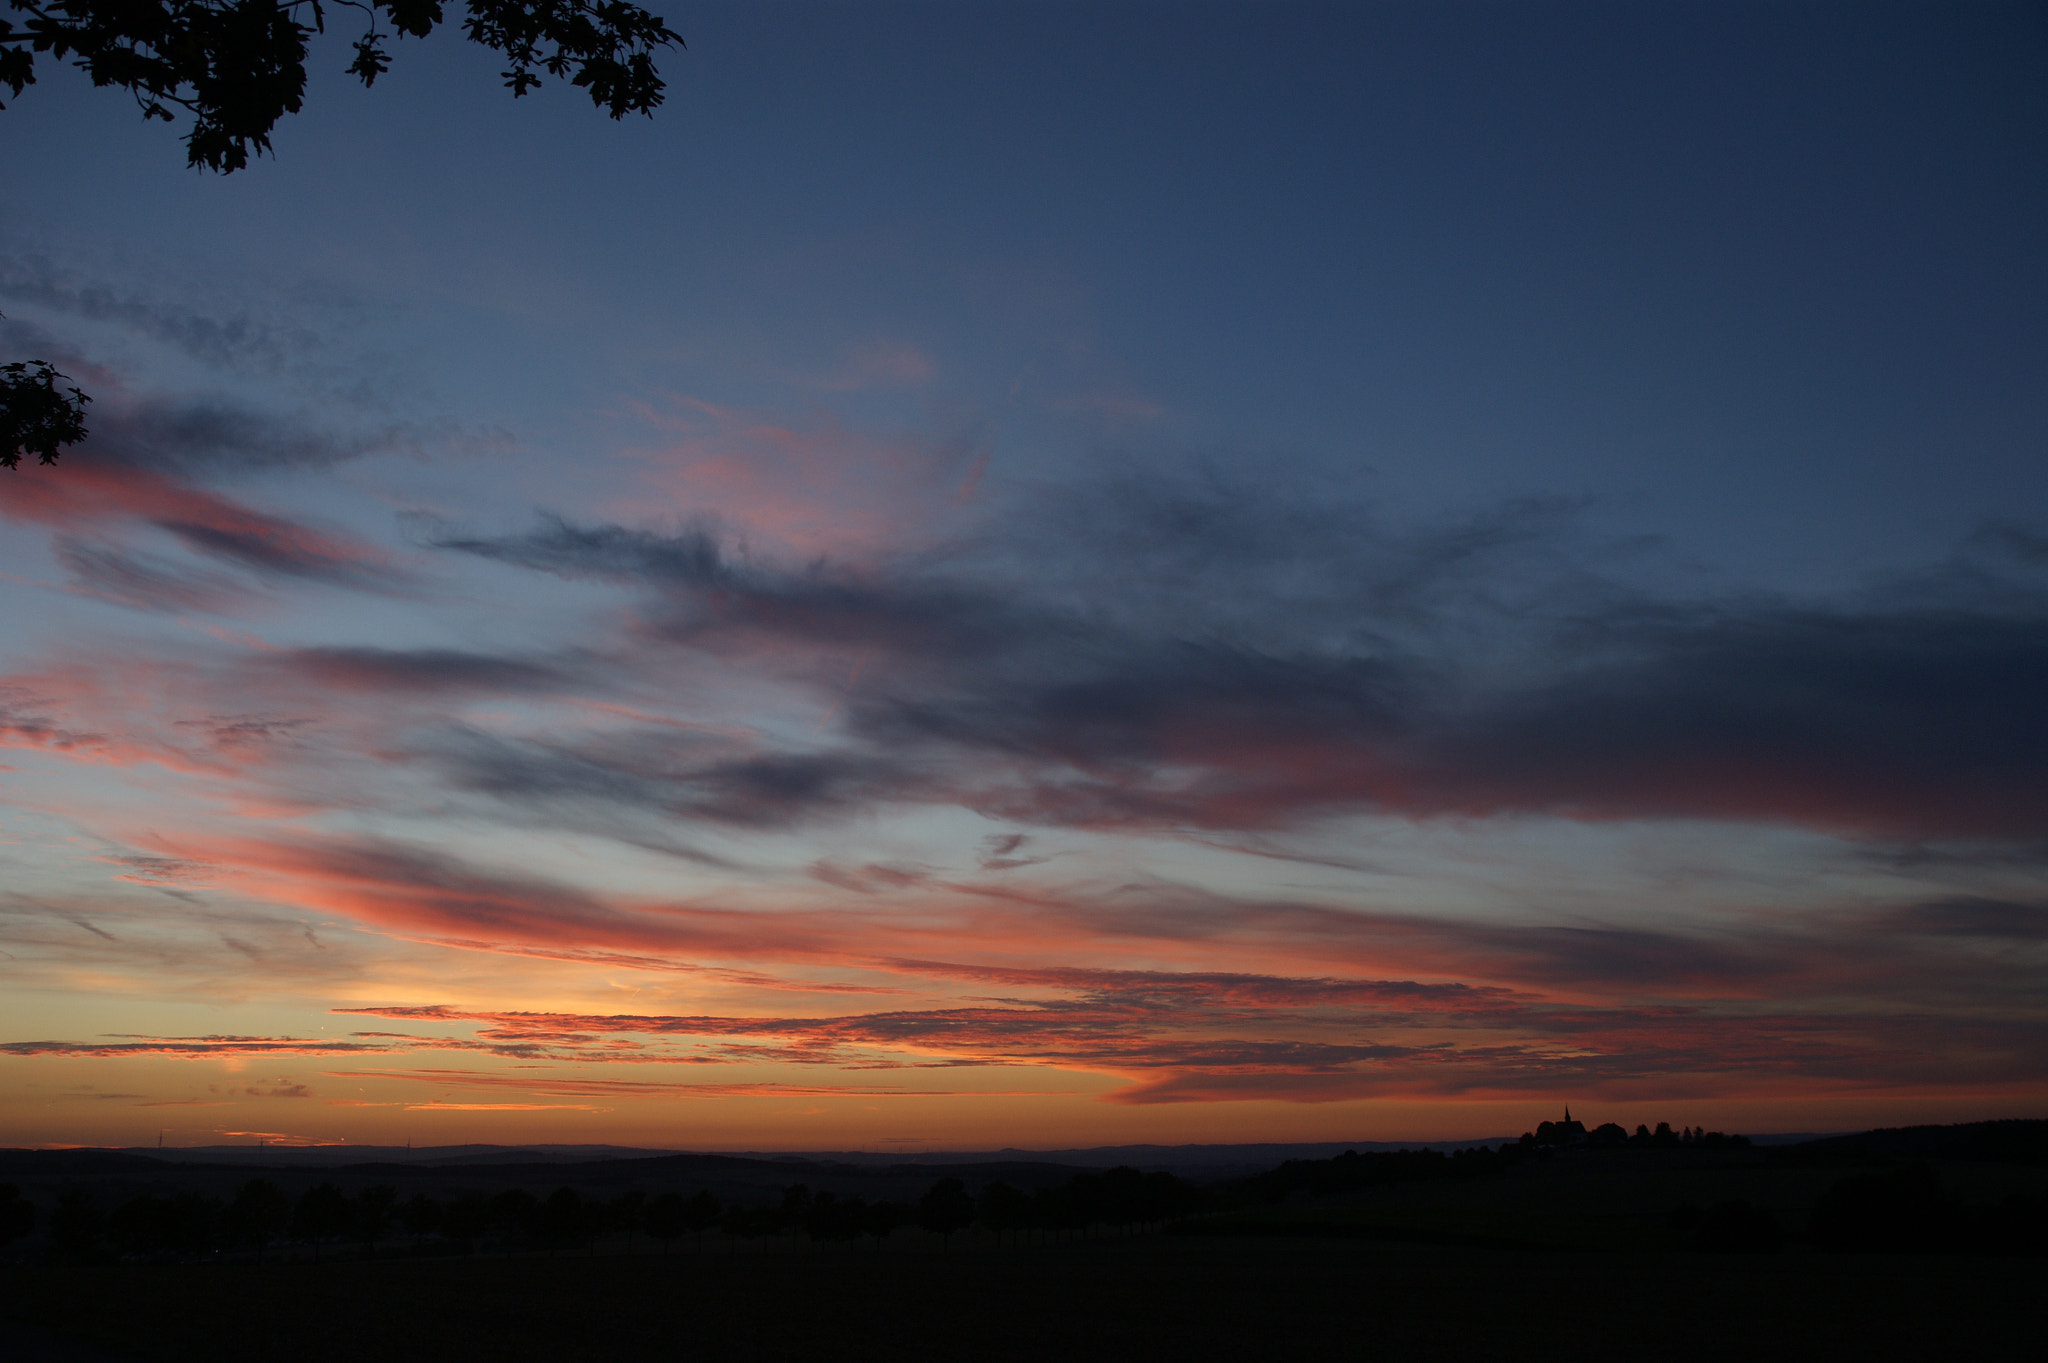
[0, 1164, 1217, 1266]
[1520, 1115, 1753, 1150]
[10, 1119, 2039, 1265]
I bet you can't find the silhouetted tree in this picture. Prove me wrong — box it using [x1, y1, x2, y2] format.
[1245, 1148, 1455, 1204]
[291, 1182, 348, 1262]
[111, 1191, 222, 1260]
[442, 1190, 492, 1248]
[644, 1191, 685, 1253]
[398, 1191, 442, 1247]
[860, 1197, 905, 1248]
[538, 1187, 583, 1255]
[226, 1179, 290, 1262]
[0, 1182, 36, 1248]
[803, 1189, 866, 1247]
[350, 1184, 396, 1258]
[611, 1189, 644, 1254]
[977, 1181, 1031, 1248]
[720, 1201, 776, 1253]
[683, 1189, 721, 1251]
[109, 1192, 172, 1259]
[0, 345, 89, 469]
[488, 1188, 538, 1250]
[0, 0, 685, 172]
[0, 1, 683, 464]
[1034, 1183, 1082, 1241]
[48, 1189, 107, 1263]
[780, 1184, 812, 1253]
[919, 1177, 974, 1249]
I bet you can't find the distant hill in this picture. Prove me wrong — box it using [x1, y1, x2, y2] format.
[9, 1122, 2039, 1188]
[104, 1143, 673, 1169]
[79, 1138, 1517, 1177]
[0, 1148, 170, 1177]
[1784, 1118, 2048, 1165]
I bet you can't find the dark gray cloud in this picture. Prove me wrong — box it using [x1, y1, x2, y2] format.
[439, 515, 1043, 661]
[433, 481, 2048, 843]
[1413, 608, 2048, 839]
[424, 723, 914, 828]
[272, 647, 580, 696]
[1890, 898, 2048, 941]
[151, 516, 406, 590]
[0, 254, 323, 372]
[84, 397, 408, 476]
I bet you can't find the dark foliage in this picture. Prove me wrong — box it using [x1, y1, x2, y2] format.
[46, 1190, 106, 1263]
[0, 0, 683, 172]
[225, 1179, 290, 1259]
[719, 1200, 778, 1247]
[0, 355, 90, 468]
[398, 1190, 442, 1244]
[917, 1177, 975, 1247]
[1242, 1146, 1511, 1203]
[348, 1183, 396, 1255]
[441, 1190, 492, 1245]
[290, 1182, 349, 1260]
[0, 1182, 35, 1246]
[683, 1188, 721, 1245]
[976, 1180, 1031, 1246]
[800, 1189, 869, 1245]
[0, 0, 679, 470]
[537, 1186, 583, 1253]
[479, 1187, 536, 1244]
[859, 1195, 904, 1245]
[1788, 1119, 2048, 1168]
[1517, 1120, 1749, 1151]
[643, 1190, 685, 1251]
[109, 1191, 222, 1260]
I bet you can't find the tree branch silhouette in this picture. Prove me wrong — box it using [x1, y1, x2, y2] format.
[2, 0, 684, 171]
[0, 0, 682, 467]
[1, 345, 91, 469]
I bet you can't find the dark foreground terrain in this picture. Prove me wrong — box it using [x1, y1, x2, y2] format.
[5, 1121, 2042, 1360]
[2, 1233, 2040, 1363]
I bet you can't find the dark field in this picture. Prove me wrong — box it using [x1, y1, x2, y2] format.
[4, 1233, 2041, 1363]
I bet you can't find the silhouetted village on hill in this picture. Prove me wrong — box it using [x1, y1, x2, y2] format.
[1519, 1108, 1750, 1150]
[3, 1116, 2043, 1360]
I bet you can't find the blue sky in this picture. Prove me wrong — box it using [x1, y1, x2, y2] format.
[1, 2, 2044, 1150]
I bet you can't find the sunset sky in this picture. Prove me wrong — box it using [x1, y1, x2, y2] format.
[2, 1, 2045, 1151]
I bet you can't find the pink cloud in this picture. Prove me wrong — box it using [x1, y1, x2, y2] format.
[611, 396, 984, 560]
[1, 464, 405, 589]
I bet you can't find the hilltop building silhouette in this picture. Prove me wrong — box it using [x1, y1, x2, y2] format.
[1529, 1106, 1589, 1147]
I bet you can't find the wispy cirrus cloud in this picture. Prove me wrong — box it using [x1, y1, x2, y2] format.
[4, 463, 409, 595]
[0, 255, 326, 373]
